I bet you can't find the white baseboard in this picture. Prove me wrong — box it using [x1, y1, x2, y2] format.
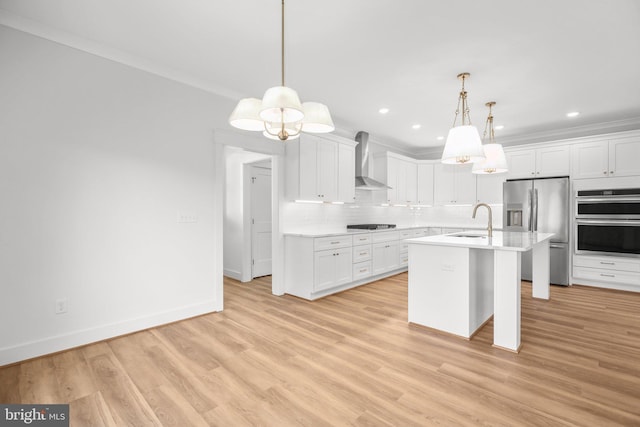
[0, 299, 218, 367]
[224, 268, 242, 281]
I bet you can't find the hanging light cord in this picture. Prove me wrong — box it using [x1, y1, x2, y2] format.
[482, 103, 495, 143]
[281, 0, 285, 87]
[451, 73, 473, 128]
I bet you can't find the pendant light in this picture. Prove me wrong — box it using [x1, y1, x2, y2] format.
[472, 102, 508, 174]
[441, 73, 485, 164]
[229, 0, 334, 141]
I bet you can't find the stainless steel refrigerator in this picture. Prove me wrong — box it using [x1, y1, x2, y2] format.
[503, 176, 570, 285]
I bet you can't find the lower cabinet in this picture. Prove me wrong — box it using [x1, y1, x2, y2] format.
[573, 254, 640, 291]
[372, 231, 401, 275]
[284, 229, 408, 300]
[372, 241, 400, 275]
[313, 247, 352, 292]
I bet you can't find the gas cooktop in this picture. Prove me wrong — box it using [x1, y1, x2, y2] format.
[347, 224, 397, 230]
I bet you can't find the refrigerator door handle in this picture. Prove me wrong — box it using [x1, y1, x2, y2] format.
[550, 243, 564, 249]
[527, 189, 533, 231]
[533, 188, 539, 232]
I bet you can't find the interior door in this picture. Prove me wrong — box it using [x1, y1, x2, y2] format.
[251, 165, 272, 278]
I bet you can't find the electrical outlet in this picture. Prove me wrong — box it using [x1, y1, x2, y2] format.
[55, 298, 68, 314]
[176, 212, 198, 223]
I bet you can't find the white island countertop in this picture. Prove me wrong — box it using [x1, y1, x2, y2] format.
[406, 231, 554, 252]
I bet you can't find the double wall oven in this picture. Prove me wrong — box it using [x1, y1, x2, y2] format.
[575, 188, 640, 257]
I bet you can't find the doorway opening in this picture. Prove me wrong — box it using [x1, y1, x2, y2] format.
[222, 147, 273, 282]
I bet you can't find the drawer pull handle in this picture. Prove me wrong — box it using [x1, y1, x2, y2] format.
[600, 262, 615, 265]
[600, 273, 615, 277]
[360, 252, 367, 255]
[359, 269, 367, 273]
[330, 241, 340, 244]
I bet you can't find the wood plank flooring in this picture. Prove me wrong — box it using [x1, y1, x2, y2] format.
[2, 273, 640, 426]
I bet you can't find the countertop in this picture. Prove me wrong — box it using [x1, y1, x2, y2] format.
[283, 224, 499, 238]
[406, 231, 554, 252]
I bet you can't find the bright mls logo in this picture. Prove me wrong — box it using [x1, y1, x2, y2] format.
[0, 404, 69, 426]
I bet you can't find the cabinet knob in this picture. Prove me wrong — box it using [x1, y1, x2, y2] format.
[603, 171, 607, 175]
[610, 171, 614, 174]
[536, 171, 540, 174]
[531, 172, 535, 175]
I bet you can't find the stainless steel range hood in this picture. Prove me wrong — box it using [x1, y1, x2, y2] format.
[355, 131, 391, 190]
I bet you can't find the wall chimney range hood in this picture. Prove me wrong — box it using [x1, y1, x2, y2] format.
[354, 131, 391, 190]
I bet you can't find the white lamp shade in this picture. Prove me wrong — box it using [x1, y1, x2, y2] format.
[259, 86, 304, 123]
[472, 143, 508, 174]
[301, 102, 335, 133]
[441, 125, 485, 164]
[229, 98, 264, 131]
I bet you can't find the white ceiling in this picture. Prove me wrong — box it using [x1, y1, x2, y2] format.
[1, 0, 639, 154]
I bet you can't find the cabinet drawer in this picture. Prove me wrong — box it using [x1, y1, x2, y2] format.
[573, 267, 640, 286]
[399, 252, 409, 266]
[413, 228, 427, 237]
[399, 242, 409, 254]
[353, 261, 372, 280]
[372, 231, 400, 243]
[353, 244, 372, 262]
[314, 235, 352, 251]
[573, 255, 640, 273]
[352, 233, 372, 245]
[399, 230, 413, 239]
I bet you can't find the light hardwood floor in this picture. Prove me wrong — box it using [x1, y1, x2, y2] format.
[1, 274, 640, 426]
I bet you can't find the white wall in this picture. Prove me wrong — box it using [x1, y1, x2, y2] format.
[223, 148, 271, 280]
[0, 25, 233, 365]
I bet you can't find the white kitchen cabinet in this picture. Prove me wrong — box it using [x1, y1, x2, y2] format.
[338, 142, 356, 202]
[285, 230, 408, 300]
[571, 137, 640, 179]
[416, 162, 434, 206]
[573, 254, 640, 291]
[374, 152, 418, 205]
[314, 247, 352, 292]
[372, 241, 400, 275]
[505, 150, 536, 179]
[475, 173, 506, 204]
[371, 230, 400, 275]
[286, 134, 356, 202]
[505, 145, 570, 179]
[434, 163, 476, 206]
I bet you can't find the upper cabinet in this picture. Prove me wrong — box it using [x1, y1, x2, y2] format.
[505, 145, 570, 180]
[337, 142, 356, 202]
[433, 163, 476, 206]
[286, 134, 356, 202]
[374, 152, 418, 205]
[475, 173, 506, 205]
[416, 162, 435, 206]
[571, 137, 640, 179]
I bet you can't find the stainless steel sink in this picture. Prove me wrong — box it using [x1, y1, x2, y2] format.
[450, 233, 487, 238]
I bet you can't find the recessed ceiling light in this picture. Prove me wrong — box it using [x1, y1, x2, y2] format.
[412, 124, 421, 129]
[494, 125, 504, 130]
[436, 136, 444, 141]
[379, 108, 390, 114]
[567, 111, 580, 118]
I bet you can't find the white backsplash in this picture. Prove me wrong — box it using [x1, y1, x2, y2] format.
[283, 190, 503, 233]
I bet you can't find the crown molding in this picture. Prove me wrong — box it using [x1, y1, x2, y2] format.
[0, 9, 243, 101]
[412, 116, 640, 160]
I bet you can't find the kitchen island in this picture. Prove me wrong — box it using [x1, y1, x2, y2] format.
[406, 231, 554, 352]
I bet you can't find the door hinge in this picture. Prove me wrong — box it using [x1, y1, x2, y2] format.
[252, 218, 255, 224]
[251, 177, 256, 183]
[252, 259, 255, 265]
